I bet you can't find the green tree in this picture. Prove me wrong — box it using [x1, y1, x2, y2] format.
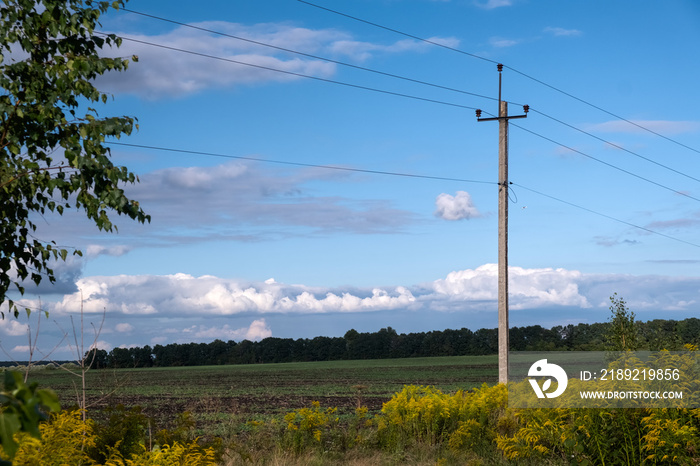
[606, 293, 639, 351]
[0, 0, 149, 317]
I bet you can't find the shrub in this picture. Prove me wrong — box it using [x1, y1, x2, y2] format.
[497, 348, 700, 465]
[103, 441, 217, 466]
[282, 401, 341, 453]
[377, 383, 508, 456]
[91, 404, 150, 463]
[12, 410, 97, 466]
[11, 408, 217, 466]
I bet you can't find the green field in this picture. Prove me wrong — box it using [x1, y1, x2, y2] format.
[13, 354, 700, 465]
[23, 355, 498, 435]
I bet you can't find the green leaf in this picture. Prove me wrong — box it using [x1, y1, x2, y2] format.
[0, 0, 148, 312]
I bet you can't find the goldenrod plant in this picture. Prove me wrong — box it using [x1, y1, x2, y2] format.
[9, 410, 217, 466]
[11, 410, 95, 466]
[377, 383, 508, 454]
[283, 401, 340, 453]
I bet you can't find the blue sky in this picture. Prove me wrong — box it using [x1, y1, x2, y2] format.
[3, 0, 700, 360]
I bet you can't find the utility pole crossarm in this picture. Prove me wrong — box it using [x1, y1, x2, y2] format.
[474, 64, 528, 385]
[477, 113, 528, 122]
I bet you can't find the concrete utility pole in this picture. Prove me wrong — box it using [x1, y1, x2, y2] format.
[476, 64, 528, 384]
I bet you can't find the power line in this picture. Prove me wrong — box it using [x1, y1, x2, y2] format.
[104, 141, 496, 185]
[96, 11, 700, 253]
[104, 140, 700, 249]
[109, 34, 700, 204]
[104, 34, 481, 112]
[530, 107, 700, 185]
[121, 8, 498, 104]
[509, 120, 700, 203]
[505, 67, 700, 156]
[297, 0, 498, 66]
[298, 0, 700, 156]
[100, 31, 699, 203]
[111, 13, 698, 189]
[511, 182, 700, 249]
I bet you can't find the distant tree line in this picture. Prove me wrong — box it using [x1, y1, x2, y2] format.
[84, 317, 700, 369]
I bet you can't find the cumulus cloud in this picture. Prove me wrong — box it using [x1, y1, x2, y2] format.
[7, 254, 84, 296]
[0, 319, 29, 337]
[5, 265, 700, 353]
[434, 191, 481, 220]
[91, 340, 112, 351]
[95, 21, 458, 99]
[52, 274, 419, 316]
[11, 345, 31, 354]
[115, 323, 134, 333]
[46, 263, 700, 323]
[429, 264, 591, 310]
[183, 319, 272, 341]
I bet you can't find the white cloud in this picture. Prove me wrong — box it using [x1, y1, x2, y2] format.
[245, 319, 272, 340]
[10, 263, 700, 329]
[489, 37, 519, 48]
[90, 340, 112, 351]
[97, 23, 342, 98]
[86, 245, 133, 258]
[475, 0, 513, 9]
[585, 120, 700, 135]
[544, 27, 582, 37]
[184, 319, 272, 341]
[328, 36, 460, 61]
[95, 21, 458, 98]
[8, 254, 84, 296]
[45, 264, 700, 323]
[435, 191, 481, 220]
[51, 274, 418, 316]
[0, 319, 29, 337]
[115, 323, 134, 333]
[34, 161, 417, 252]
[11, 345, 31, 354]
[127, 161, 416, 237]
[4, 265, 700, 352]
[428, 264, 590, 310]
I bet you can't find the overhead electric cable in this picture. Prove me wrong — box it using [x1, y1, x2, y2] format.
[530, 108, 700, 184]
[99, 34, 697, 201]
[297, 0, 498, 65]
[121, 8, 498, 104]
[512, 182, 700, 249]
[122, 8, 697, 183]
[509, 121, 700, 203]
[505, 68, 700, 156]
[298, 0, 700, 155]
[104, 141, 496, 185]
[103, 141, 699, 249]
[105, 34, 481, 112]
